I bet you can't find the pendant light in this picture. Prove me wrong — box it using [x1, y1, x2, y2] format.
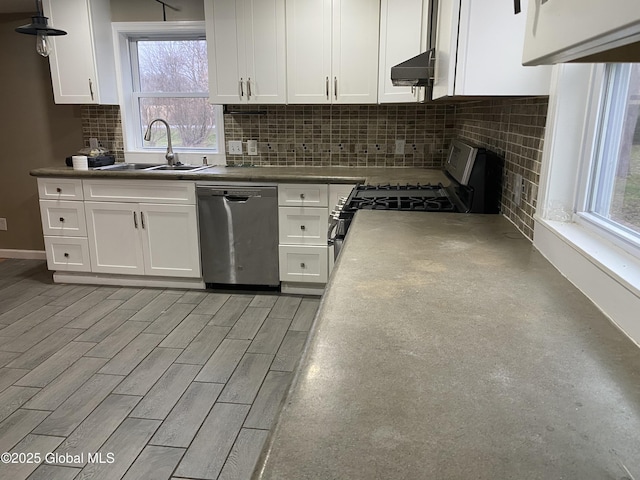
[15, 0, 67, 57]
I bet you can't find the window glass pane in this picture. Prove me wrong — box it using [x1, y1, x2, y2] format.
[590, 64, 640, 236]
[137, 40, 208, 93]
[140, 97, 217, 150]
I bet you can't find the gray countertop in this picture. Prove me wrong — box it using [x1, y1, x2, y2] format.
[257, 211, 640, 480]
[29, 165, 447, 185]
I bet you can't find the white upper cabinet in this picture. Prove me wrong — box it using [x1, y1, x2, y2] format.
[432, 0, 551, 99]
[205, 0, 287, 104]
[286, 0, 380, 104]
[522, 0, 640, 65]
[378, 0, 429, 103]
[42, 0, 117, 104]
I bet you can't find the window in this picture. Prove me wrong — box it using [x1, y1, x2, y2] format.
[581, 64, 640, 250]
[113, 22, 224, 163]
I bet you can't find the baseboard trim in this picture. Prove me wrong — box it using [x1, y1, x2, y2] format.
[53, 272, 206, 290]
[0, 249, 46, 260]
[280, 282, 324, 296]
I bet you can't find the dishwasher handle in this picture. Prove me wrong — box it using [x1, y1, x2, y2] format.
[224, 195, 250, 203]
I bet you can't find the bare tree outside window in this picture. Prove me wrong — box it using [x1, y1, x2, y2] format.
[135, 40, 217, 150]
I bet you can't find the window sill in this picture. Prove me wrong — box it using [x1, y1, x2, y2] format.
[533, 215, 640, 344]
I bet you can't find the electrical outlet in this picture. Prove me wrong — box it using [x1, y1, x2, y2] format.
[395, 139, 405, 155]
[513, 174, 523, 206]
[228, 141, 243, 155]
[247, 139, 258, 156]
[0, 218, 6, 231]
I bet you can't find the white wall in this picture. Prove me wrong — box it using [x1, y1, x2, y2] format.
[110, 0, 204, 22]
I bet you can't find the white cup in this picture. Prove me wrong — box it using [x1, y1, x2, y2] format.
[72, 155, 88, 171]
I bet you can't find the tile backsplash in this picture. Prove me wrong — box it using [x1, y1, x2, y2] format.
[454, 97, 548, 240]
[81, 105, 125, 161]
[224, 104, 455, 167]
[81, 97, 548, 240]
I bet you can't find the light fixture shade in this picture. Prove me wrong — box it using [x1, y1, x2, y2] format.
[15, 15, 67, 36]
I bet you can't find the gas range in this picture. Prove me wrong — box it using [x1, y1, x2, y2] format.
[329, 139, 504, 258]
[342, 183, 456, 212]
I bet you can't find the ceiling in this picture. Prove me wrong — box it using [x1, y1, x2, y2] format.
[0, 0, 37, 14]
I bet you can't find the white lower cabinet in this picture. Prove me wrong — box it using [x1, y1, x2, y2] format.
[279, 245, 328, 283]
[44, 237, 91, 272]
[278, 183, 329, 294]
[85, 202, 200, 278]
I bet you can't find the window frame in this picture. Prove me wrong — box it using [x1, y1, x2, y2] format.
[573, 63, 640, 259]
[112, 22, 226, 165]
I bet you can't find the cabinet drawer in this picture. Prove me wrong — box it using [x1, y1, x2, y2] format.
[278, 207, 328, 245]
[279, 245, 328, 283]
[83, 180, 196, 204]
[37, 178, 84, 200]
[39, 200, 86, 237]
[278, 184, 328, 207]
[44, 236, 91, 272]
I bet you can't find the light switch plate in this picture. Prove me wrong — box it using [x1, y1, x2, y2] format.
[247, 139, 258, 156]
[395, 139, 405, 155]
[228, 141, 243, 155]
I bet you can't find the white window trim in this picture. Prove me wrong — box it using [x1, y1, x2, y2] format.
[534, 63, 640, 346]
[112, 21, 226, 165]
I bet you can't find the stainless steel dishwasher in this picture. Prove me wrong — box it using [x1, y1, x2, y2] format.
[197, 184, 279, 286]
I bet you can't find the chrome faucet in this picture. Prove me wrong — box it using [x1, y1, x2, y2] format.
[144, 118, 178, 166]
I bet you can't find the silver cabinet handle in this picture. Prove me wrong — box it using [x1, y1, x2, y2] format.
[56, 187, 62, 193]
[300, 193, 305, 199]
[89, 79, 94, 101]
[64, 252, 69, 258]
[59, 217, 65, 223]
[326, 76, 329, 100]
[247, 78, 252, 99]
[133, 211, 138, 229]
[240, 78, 244, 98]
[141, 212, 145, 229]
[300, 262, 306, 269]
[334, 77, 337, 100]
[300, 225, 306, 231]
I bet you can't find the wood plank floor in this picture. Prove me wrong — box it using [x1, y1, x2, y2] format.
[0, 259, 319, 480]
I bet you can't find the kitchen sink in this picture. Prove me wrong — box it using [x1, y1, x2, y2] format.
[94, 163, 162, 171]
[92, 163, 208, 172]
[146, 165, 209, 172]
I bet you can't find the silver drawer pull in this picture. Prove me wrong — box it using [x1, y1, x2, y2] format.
[64, 253, 69, 258]
[300, 262, 306, 269]
[56, 188, 62, 193]
[300, 225, 306, 231]
[59, 217, 65, 222]
[300, 193, 305, 199]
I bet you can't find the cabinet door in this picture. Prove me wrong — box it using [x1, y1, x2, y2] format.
[378, 0, 427, 103]
[243, 0, 287, 103]
[332, 0, 380, 104]
[456, 0, 550, 96]
[206, 0, 247, 104]
[522, 0, 640, 65]
[43, 0, 115, 104]
[140, 204, 201, 278]
[85, 202, 145, 275]
[286, 0, 332, 104]
[432, 0, 459, 99]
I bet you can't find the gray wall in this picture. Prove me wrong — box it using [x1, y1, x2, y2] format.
[0, 13, 84, 252]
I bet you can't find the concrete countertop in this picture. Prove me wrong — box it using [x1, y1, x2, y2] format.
[257, 211, 640, 480]
[29, 165, 447, 186]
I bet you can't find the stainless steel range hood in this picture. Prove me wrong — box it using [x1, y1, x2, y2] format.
[390, 48, 435, 87]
